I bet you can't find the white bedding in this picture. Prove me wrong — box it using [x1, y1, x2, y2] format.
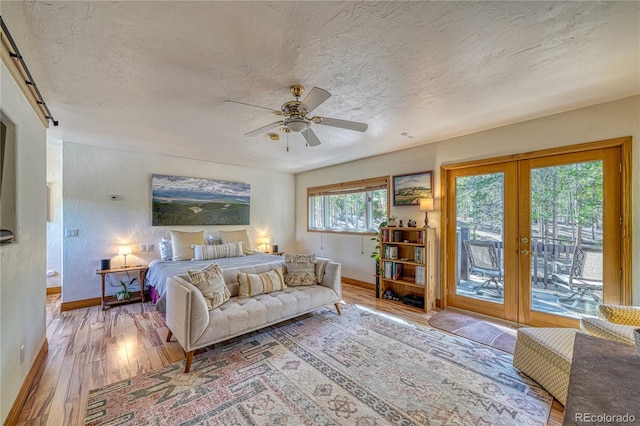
[147, 253, 286, 312]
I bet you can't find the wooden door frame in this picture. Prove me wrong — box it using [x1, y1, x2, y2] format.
[440, 137, 633, 323]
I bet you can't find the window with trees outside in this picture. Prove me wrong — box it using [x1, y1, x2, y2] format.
[307, 176, 389, 233]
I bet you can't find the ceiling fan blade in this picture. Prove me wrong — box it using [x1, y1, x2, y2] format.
[223, 100, 279, 114]
[315, 116, 368, 132]
[302, 128, 322, 146]
[300, 87, 331, 114]
[245, 121, 283, 137]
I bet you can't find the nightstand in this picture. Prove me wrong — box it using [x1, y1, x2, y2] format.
[96, 265, 148, 310]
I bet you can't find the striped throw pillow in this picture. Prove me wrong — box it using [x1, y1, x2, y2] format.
[192, 242, 244, 261]
[237, 267, 286, 298]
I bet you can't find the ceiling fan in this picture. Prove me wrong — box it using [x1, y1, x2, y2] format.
[223, 85, 368, 147]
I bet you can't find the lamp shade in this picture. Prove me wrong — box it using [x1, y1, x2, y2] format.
[419, 198, 434, 211]
[118, 245, 132, 256]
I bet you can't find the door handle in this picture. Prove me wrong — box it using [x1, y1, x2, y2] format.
[521, 237, 529, 243]
[521, 249, 530, 255]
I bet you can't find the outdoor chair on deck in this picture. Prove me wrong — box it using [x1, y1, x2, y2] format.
[552, 245, 603, 308]
[464, 240, 503, 296]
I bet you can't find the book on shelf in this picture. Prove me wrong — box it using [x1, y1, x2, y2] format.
[382, 261, 404, 280]
[414, 246, 425, 264]
[415, 266, 425, 285]
[385, 245, 399, 259]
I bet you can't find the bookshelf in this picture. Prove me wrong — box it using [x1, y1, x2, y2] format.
[378, 227, 436, 312]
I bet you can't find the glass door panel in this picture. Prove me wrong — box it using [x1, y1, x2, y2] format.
[447, 162, 517, 321]
[529, 161, 603, 319]
[455, 172, 505, 305]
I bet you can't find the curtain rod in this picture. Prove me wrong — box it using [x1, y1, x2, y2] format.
[0, 15, 58, 126]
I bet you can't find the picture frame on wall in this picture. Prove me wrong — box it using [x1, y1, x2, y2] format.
[392, 170, 433, 206]
[151, 174, 250, 226]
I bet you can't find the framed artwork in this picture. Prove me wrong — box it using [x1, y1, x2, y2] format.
[151, 174, 250, 226]
[392, 170, 433, 206]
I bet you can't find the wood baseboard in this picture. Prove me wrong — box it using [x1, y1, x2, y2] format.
[60, 297, 101, 311]
[3, 339, 49, 426]
[342, 277, 374, 289]
[46, 286, 61, 295]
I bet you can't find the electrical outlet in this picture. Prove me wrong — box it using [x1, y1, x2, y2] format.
[65, 229, 79, 238]
[139, 244, 147, 252]
[269, 237, 275, 244]
[147, 244, 154, 252]
[20, 345, 24, 364]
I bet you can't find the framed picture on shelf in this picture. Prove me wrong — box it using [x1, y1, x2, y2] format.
[392, 170, 433, 206]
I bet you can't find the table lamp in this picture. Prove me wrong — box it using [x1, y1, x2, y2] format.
[119, 245, 132, 268]
[419, 198, 434, 228]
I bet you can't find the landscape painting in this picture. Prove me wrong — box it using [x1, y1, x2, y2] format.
[151, 174, 250, 226]
[393, 171, 432, 205]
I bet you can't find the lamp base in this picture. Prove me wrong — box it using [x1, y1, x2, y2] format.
[424, 211, 430, 228]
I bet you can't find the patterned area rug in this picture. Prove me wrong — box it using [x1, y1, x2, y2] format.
[85, 304, 551, 425]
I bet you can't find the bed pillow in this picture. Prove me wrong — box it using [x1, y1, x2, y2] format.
[284, 254, 318, 286]
[237, 267, 286, 298]
[170, 230, 204, 261]
[192, 242, 244, 261]
[187, 263, 231, 310]
[160, 238, 173, 261]
[219, 229, 253, 255]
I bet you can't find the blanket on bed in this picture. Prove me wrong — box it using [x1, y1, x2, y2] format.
[147, 253, 286, 312]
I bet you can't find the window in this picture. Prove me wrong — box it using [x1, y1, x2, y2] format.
[307, 176, 389, 233]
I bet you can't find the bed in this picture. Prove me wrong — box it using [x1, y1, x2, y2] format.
[147, 253, 286, 313]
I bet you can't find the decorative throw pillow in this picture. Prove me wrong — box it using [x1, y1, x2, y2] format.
[170, 230, 204, 261]
[192, 242, 244, 261]
[187, 263, 231, 310]
[219, 229, 253, 255]
[160, 238, 172, 261]
[284, 254, 318, 286]
[237, 267, 286, 298]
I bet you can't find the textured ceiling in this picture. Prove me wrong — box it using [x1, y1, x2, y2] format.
[2, 1, 639, 173]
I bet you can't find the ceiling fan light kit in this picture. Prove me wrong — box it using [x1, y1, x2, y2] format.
[224, 85, 368, 147]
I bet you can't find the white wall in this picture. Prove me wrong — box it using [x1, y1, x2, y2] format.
[296, 95, 640, 304]
[62, 142, 295, 303]
[0, 62, 47, 423]
[46, 140, 62, 288]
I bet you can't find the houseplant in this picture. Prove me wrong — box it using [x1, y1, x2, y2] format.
[115, 277, 137, 301]
[371, 220, 388, 298]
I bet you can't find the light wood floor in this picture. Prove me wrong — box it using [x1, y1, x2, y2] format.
[16, 283, 563, 425]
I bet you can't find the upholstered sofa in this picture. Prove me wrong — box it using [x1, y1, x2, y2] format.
[165, 258, 342, 372]
[514, 304, 640, 405]
[580, 304, 640, 344]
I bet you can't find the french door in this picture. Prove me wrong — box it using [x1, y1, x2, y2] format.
[443, 139, 629, 327]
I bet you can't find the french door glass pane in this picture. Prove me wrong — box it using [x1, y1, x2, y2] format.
[530, 161, 603, 318]
[455, 173, 505, 304]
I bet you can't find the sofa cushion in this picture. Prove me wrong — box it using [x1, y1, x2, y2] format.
[597, 304, 640, 326]
[187, 263, 231, 310]
[580, 317, 635, 345]
[237, 267, 286, 298]
[193, 285, 340, 348]
[284, 253, 318, 286]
